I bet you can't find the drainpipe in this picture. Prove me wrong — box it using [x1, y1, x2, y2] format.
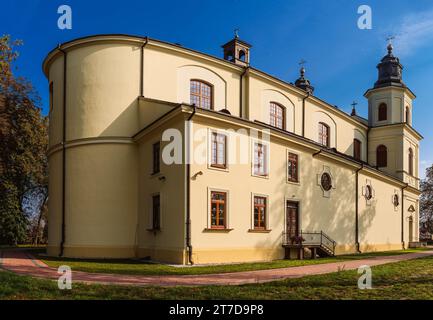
[239, 67, 248, 118]
[401, 183, 409, 250]
[58, 45, 67, 257]
[366, 127, 371, 164]
[140, 37, 149, 97]
[355, 165, 363, 253]
[312, 150, 322, 157]
[302, 92, 310, 137]
[185, 105, 196, 264]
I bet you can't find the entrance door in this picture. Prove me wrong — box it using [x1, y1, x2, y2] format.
[408, 217, 414, 243]
[286, 201, 299, 242]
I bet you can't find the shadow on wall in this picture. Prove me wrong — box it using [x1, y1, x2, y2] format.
[99, 98, 140, 137]
[271, 155, 377, 249]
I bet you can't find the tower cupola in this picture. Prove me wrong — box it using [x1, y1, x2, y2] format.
[374, 43, 405, 89]
[295, 66, 314, 94]
[221, 31, 252, 67]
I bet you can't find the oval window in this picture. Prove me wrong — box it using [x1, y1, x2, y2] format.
[393, 194, 400, 207]
[365, 185, 373, 200]
[321, 173, 332, 191]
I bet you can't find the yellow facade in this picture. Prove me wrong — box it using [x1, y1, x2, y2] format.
[43, 35, 422, 264]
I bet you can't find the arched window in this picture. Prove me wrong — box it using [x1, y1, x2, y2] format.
[409, 148, 414, 176]
[353, 139, 362, 161]
[190, 80, 213, 109]
[239, 50, 246, 62]
[376, 145, 388, 168]
[318, 122, 330, 147]
[406, 107, 411, 125]
[269, 102, 285, 129]
[378, 103, 387, 121]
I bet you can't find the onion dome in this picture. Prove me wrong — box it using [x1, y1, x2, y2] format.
[295, 67, 314, 94]
[374, 43, 405, 89]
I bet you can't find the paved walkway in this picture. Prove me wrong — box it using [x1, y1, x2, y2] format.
[1, 249, 433, 287]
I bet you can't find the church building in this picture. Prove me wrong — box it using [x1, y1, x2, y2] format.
[43, 34, 422, 264]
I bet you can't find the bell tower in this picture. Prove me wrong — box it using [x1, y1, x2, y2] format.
[365, 43, 415, 127]
[222, 30, 252, 67]
[365, 42, 421, 188]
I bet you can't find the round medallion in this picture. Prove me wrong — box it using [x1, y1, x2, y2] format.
[365, 185, 373, 200]
[321, 173, 332, 191]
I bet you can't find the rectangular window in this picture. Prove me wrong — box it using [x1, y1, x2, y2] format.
[152, 194, 161, 230]
[254, 196, 267, 230]
[287, 153, 299, 182]
[152, 142, 160, 174]
[211, 132, 227, 168]
[253, 142, 268, 177]
[210, 191, 226, 229]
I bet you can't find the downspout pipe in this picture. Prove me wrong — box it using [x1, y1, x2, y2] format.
[302, 92, 310, 137]
[312, 150, 322, 158]
[401, 183, 409, 250]
[140, 37, 149, 97]
[366, 127, 371, 164]
[58, 45, 67, 257]
[239, 67, 248, 118]
[355, 165, 364, 253]
[186, 104, 196, 264]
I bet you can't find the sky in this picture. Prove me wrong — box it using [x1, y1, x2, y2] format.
[1, 0, 432, 177]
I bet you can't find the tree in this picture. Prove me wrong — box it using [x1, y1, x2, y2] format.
[0, 35, 48, 245]
[420, 164, 433, 239]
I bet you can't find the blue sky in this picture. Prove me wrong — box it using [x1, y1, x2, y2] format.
[1, 0, 432, 176]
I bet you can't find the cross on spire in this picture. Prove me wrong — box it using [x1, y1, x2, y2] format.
[234, 28, 239, 39]
[386, 35, 395, 44]
[351, 101, 358, 116]
[386, 35, 396, 54]
[298, 59, 307, 77]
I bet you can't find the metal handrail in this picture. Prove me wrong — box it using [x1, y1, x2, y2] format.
[282, 230, 336, 255]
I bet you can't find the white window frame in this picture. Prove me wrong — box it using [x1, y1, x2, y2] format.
[251, 139, 270, 178]
[286, 149, 300, 185]
[207, 129, 229, 172]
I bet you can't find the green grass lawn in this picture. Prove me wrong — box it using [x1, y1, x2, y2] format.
[1, 254, 433, 300]
[35, 248, 427, 276]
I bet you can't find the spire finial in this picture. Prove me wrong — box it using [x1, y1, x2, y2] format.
[234, 28, 239, 39]
[298, 59, 307, 77]
[351, 101, 358, 116]
[386, 35, 395, 54]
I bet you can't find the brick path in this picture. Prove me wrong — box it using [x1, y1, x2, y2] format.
[1, 249, 433, 287]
